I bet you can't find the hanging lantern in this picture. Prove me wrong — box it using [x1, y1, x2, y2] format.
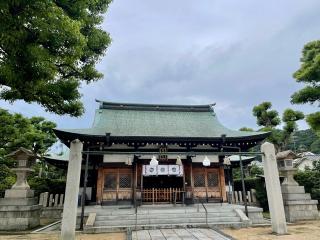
[150, 155, 159, 166]
[223, 157, 231, 165]
[176, 155, 182, 166]
[203, 155, 211, 166]
[126, 156, 132, 166]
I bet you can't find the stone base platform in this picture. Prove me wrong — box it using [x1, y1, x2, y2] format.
[284, 200, 319, 222]
[0, 197, 41, 231]
[281, 185, 319, 222]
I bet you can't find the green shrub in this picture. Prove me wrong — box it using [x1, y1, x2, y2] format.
[295, 161, 320, 209]
[0, 164, 16, 197]
[233, 177, 269, 211]
[28, 177, 66, 196]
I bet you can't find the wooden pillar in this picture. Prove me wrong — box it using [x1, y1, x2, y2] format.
[133, 161, 137, 205]
[190, 162, 194, 199]
[219, 165, 227, 202]
[96, 167, 103, 204]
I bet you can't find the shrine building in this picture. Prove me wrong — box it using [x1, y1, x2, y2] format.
[51, 100, 269, 205]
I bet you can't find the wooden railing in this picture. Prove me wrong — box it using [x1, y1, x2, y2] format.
[142, 188, 184, 203]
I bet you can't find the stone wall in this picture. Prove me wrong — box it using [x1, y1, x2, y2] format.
[39, 192, 64, 225]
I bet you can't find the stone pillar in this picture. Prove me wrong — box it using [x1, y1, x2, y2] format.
[261, 142, 287, 235]
[234, 191, 239, 203]
[247, 191, 251, 203]
[61, 139, 83, 240]
[43, 192, 49, 207]
[54, 194, 59, 207]
[49, 194, 54, 207]
[59, 194, 64, 207]
[238, 191, 243, 203]
[251, 189, 257, 203]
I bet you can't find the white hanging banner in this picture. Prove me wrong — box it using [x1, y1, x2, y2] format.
[144, 165, 157, 176]
[142, 165, 183, 176]
[169, 165, 183, 176]
[157, 165, 169, 175]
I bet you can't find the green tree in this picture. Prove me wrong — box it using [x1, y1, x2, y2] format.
[239, 127, 254, 132]
[249, 164, 264, 177]
[251, 102, 304, 151]
[281, 109, 304, 149]
[295, 160, 320, 206]
[291, 40, 320, 135]
[252, 102, 281, 128]
[0, 108, 58, 196]
[311, 139, 320, 154]
[252, 102, 282, 150]
[287, 129, 319, 153]
[0, 1, 112, 116]
[0, 108, 57, 158]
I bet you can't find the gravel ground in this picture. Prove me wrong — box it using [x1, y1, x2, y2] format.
[223, 220, 320, 240]
[1, 222, 320, 240]
[0, 232, 126, 240]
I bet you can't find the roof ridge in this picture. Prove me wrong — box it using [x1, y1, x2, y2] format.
[95, 99, 216, 112]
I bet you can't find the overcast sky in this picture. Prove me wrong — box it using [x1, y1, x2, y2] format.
[1, 0, 320, 131]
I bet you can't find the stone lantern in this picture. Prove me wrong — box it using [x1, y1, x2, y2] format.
[0, 147, 41, 230]
[276, 150, 299, 187]
[276, 150, 319, 222]
[5, 147, 37, 198]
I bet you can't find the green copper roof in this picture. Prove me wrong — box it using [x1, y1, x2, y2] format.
[56, 101, 266, 139]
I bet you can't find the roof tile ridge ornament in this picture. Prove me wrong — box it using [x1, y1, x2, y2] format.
[209, 103, 216, 116]
[96, 99, 217, 112]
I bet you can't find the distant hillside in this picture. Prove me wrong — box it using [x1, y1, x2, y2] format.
[287, 129, 320, 153]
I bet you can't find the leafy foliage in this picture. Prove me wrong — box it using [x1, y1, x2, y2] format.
[233, 177, 269, 211]
[291, 40, 320, 135]
[287, 129, 320, 153]
[0, 108, 57, 157]
[28, 176, 66, 196]
[307, 112, 320, 136]
[281, 109, 304, 148]
[251, 102, 304, 151]
[295, 160, 320, 208]
[311, 139, 320, 154]
[0, 164, 16, 197]
[239, 127, 254, 132]
[253, 102, 281, 128]
[249, 164, 264, 177]
[0, 109, 59, 196]
[0, 1, 112, 116]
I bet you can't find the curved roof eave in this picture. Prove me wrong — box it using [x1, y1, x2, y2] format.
[54, 128, 270, 143]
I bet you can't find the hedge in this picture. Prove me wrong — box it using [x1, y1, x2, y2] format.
[233, 177, 269, 211]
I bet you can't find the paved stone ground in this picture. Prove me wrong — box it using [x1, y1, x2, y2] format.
[0, 232, 126, 240]
[132, 228, 230, 240]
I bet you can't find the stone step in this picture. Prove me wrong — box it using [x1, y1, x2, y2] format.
[97, 209, 234, 217]
[281, 185, 305, 194]
[85, 222, 244, 233]
[95, 212, 237, 221]
[142, 209, 234, 214]
[282, 193, 311, 201]
[94, 216, 241, 226]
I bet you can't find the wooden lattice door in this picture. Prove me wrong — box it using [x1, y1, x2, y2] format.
[102, 168, 132, 202]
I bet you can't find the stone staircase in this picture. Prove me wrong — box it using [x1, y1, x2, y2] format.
[85, 204, 249, 233]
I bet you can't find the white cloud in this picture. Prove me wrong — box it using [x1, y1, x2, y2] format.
[1, 0, 320, 131]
